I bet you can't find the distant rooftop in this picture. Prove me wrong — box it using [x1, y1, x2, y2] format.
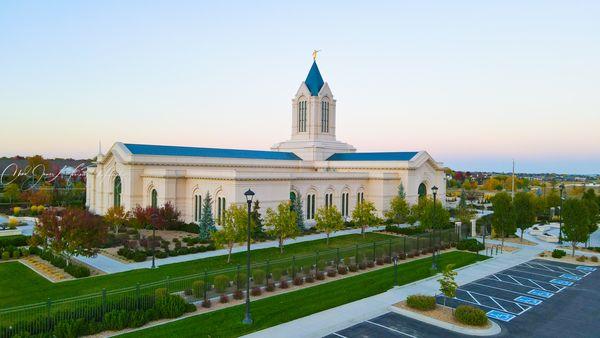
[326, 152, 419, 161]
[123, 143, 302, 161]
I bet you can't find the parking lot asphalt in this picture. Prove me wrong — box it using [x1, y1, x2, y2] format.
[325, 259, 599, 338]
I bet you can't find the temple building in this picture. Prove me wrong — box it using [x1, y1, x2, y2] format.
[86, 59, 446, 226]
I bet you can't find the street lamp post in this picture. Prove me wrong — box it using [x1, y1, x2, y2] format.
[150, 212, 158, 269]
[242, 189, 255, 325]
[558, 184, 564, 244]
[431, 186, 438, 271]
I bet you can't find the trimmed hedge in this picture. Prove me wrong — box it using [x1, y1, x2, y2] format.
[454, 305, 488, 326]
[552, 249, 566, 258]
[456, 239, 484, 252]
[406, 294, 436, 311]
[37, 250, 91, 278]
[0, 235, 28, 248]
[383, 225, 426, 236]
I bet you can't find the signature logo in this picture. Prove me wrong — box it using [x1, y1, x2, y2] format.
[1, 163, 87, 191]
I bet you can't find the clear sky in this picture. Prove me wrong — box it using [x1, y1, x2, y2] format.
[1, 1, 599, 174]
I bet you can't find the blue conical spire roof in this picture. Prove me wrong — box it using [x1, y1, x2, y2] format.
[305, 61, 324, 96]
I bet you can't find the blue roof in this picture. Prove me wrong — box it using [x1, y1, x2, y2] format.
[124, 143, 301, 161]
[305, 61, 324, 96]
[327, 152, 419, 161]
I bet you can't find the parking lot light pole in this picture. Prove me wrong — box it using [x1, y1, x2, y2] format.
[431, 186, 438, 271]
[558, 183, 564, 244]
[242, 189, 255, 325]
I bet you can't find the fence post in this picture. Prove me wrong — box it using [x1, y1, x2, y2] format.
[355, 244, 358, 262]
[136, 283, 140, 310]
[315, 251, 319, 272]
[403, 236, 407, 254]
[101, 288, 107, 317]
[336, 248, 340, 269]
[416, 234, 419, 253]
[203, 271, 208, 302]
[388, 239, 392, 257]
[236, 265, 241, 289]
[292, 256, 296, 278]
[266, 260, 270, 281]
[372, 242, 376, 260]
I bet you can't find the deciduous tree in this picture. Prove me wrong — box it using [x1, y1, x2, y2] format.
[352, 200, 377, 237]
[384, 195, 410, 225]
[513, 192, 535, 243]
[438, 264, 458, 307]
[265, 201, 299, 253]
[419, 199, 450, 229]
[491, 192, 514, 246]
[562, 198, 590, 256]
[315, 205, 344, 245]
[212, 204, 247, 262]
[104, 205, 130, 234]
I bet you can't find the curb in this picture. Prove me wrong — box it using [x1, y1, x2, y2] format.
[389, 305, 501, 336]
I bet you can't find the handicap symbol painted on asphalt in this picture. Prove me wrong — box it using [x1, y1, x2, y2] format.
[576, 266, 597, 272]
[487, 310, 516, 322]
[550, 279, 574, 286]
[528, 289, 554, 298]
[560, 273, 582, 281]
[514, 296, 542, 305]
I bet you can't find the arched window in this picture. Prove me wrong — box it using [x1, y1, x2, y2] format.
[217, 196, 226, 225]
[341, 192, 349, 217]
[113, 176, 122, 208]
[356, 191, 364, 206]
[321, 100, 329, 133]
[306, 193, 316, 220]
[194, 194, 202, 223]
[325, 192, 333, 209]
[418, 183, 427, 200]
[151, 189, 158, 209]
[298, 100, 307, 132]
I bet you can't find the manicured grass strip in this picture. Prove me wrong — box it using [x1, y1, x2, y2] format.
[120, 251, 487, 338]
[0, 233, 393, 307]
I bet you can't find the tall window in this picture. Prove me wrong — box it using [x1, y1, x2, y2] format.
[306, 194, 316, 220]
[298, 101, 307, 132]
[217, 197, 226, 225]
[341, 192, 349, 217]
[194, 194, 202, 223]
[151, 189, 158, 208]
[321, 100, 329, 133]
[113, 176, 121, 208]
[325, 193, 333, 209]
[356, 192, 364, 206]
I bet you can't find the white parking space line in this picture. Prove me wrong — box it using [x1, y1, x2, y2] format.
[464, 290, 481, 305]
[460, 289, 530, 311]
[522, 262, 555, 272]
[471, 281, 548, 299]
[448, 296, 529, 316]
[365, 320, 417, 338]
[332, 333, 348, 338]
[532, 262, 590, 276]
[495, 273, 565, 292]
[506, 268, 564, 279]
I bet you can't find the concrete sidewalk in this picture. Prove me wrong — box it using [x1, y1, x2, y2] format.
[243, 246, 542, 338]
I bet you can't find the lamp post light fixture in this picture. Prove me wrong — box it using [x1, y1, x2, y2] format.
[558, 183, 565, 244]
[431, 185, 439, 271]
[242, 188, 255, 325]
[150, 212, 158, 269]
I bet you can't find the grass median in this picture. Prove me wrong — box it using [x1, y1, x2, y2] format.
[0, 232, 393, 308]
[119, 251, 488, 338]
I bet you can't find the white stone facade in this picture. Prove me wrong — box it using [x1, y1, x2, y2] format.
[86, 61, 446, 225]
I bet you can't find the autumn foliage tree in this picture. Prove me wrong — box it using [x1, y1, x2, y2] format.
[104, 205, 130, 233]
[35, 208, 108, 260]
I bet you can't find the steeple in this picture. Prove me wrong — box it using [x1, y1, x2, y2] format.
[305, 61, 324, 96]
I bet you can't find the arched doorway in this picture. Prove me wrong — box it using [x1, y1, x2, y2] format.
[418, 183, 427, 200]
[151, 189, 158, 208]
[113, 176, 122, 207]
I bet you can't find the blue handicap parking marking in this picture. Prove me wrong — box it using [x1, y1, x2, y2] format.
[550, 279, 574, 286]
[514, 296, 543, 305]
[528, 289, 554, 298]
[576, 266, 597, 272]
[560, 273, 582, 281]
[487, 310, 516, 322]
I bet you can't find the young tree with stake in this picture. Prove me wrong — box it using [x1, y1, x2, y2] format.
[265, 201, 299, 253]
[315, 205, 344, 245]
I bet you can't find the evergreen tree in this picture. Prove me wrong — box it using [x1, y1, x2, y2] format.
[292, 193, 305, 231]
[199, 191, 216, 240]
[398, 183, 406, 199]
[251, 200, 265, 239]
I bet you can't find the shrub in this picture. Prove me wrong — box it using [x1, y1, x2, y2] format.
[358, 262, 367, 270]
[133, 251, 147, 262]
[454, 305, 488, 326]
[279, 279, 289, 289]
[552, 249, 567, 258]
[407, 252, 414, 259]
[270, 268, 282, 281]
[65, 263, 91, 278]
[399, 252, 407, 260]
[315, 271, 325, 280]
[252, 269, 266, 285]
[213, 275, 230, 293]
[192, 280, 205, 298]
[155, 288, 168, 299]
[12, 250, 20, 259]
[384, 256, 391, 264]
[406, 294, 436, 311]
[13, 206, 21, 216]
[183, 288, 193, 296]
[349, 264, 358, 272]
[367, 261, 375, 268]
[456, 239, 484, 252]
[338, 266, 348, 275]
[251, 286, 262, 296]
[236, 272, 247, 289]
[305, 274, 315, 283]
[1, 251, 9, 260]
[264, 282, 275, 292]
[156, 251, 168, 259]
[233, 289, 244, 299]
[220, 294, 229, 303]
[376, 258, 384, 265]
[293, 276, 304, 286]
[201, 299, 211, 308]
[591, 256, 598, 262]
[327, 269, 337, 277]
[576, 256, 586, 262]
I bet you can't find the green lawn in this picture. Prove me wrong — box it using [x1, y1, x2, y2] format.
[0, 232, 395, 308]
[120, 251, 487, 338]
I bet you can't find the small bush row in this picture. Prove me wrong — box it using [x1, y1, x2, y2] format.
[454, 305, 488, 326]
[37, 249, 91, 278]
[384, 225, 427, 236]
[406, 294, 437, 311]
[552, 249, 567, 258]
[117, 243, 217, 261]
[456, 239, 484, 252]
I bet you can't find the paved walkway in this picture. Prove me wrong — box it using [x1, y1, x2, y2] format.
[243, 242, 543, 338]
[75, 226, 384, 274]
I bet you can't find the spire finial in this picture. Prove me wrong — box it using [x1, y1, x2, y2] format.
[312, 49, 321, 61]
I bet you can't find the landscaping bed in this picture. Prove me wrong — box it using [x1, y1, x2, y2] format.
[394, 301, 492, 330]
[538, 250, 600, 266]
